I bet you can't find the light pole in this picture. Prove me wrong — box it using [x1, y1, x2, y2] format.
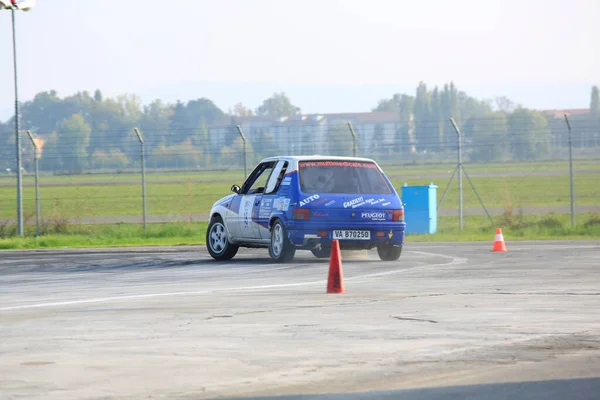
[1, 0, 35, 236]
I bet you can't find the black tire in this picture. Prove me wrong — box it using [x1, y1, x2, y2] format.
[206, 215, 239, 261]
[269, 220, 296, 263]
[311, 247, 330, 259]
[377, 243, 402, 261]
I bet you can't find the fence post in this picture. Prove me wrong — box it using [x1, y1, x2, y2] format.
[26, 130, 40, 237]
[564, 114, 575, 227]
[347, 121, 357, 157]
[450, 118, 463, 231]
[236, 125, 247, 177]
[134, 128, 147, 230]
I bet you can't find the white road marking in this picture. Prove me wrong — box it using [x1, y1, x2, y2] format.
[0, 251, 464, 312]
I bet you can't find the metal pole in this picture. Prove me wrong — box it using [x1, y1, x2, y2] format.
[347, 121, 357, 157]
[236, 125, 247, 177]
[26, 131, 40, 237]
[12, 9, 23, 236]
[450, 118, 463, 230]
[564, 114, 575, 227]
[134, 128, 147, 230]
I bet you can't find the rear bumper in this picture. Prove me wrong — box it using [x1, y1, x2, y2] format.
[286, 221, 406, 249]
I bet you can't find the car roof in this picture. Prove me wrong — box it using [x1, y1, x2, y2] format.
[260, 155, 378, 163]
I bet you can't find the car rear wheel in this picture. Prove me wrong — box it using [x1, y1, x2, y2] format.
[310, 247, 330, 259]
[377, 243, 402, 261]
[206, 215, 239, 261]
[269, 220, 296, 263]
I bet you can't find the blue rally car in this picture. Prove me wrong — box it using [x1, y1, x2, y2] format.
[206, 156, 406, 263]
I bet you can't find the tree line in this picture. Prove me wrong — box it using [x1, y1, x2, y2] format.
[373, 83, 600, 161]
[0, 84, 599, 173]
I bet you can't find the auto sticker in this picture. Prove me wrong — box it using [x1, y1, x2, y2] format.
[299, 194, 320, 207]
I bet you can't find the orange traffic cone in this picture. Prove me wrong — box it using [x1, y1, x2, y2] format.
[327, 240, 345, 293]
[492, 228, 507, 252]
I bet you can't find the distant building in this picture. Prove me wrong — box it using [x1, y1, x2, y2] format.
[542, 108, 591, 119]
[206, 111, 404, 156]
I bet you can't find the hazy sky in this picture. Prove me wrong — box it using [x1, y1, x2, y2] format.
[0, 0, 598, 120]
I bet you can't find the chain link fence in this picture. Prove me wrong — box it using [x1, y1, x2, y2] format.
[1, 113, 599, 235]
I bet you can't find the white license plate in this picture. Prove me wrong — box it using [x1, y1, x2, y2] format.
[332, 230, 371, 240]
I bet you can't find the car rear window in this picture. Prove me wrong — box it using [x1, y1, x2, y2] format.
[299, 160, 393, 194]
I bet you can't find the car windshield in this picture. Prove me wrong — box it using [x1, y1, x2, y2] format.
[299, 160, 393, 194]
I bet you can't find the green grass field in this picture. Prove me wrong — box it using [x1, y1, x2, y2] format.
[1, 159, 598, 249]
[0, 165, 598, 219]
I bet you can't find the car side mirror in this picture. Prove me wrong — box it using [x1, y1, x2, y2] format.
[231, 184, 241, 194]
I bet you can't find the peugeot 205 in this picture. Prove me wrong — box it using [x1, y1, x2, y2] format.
[206, 156, 406, 263]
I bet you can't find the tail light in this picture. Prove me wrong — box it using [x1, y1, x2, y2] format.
[293, 208, 311, 220]
[392, 209, 405, 222]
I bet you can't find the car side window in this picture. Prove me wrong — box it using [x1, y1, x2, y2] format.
[265, 161, 288, 194]
[241, 162, 276, 195]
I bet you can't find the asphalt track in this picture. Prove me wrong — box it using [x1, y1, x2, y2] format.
[1, 241, 600, 399]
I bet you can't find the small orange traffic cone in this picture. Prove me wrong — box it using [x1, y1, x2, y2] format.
[492, 228, 507, 252]
[327, 240, 345, 293]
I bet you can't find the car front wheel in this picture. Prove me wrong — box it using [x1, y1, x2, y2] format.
[206, 216, 239, 261]
[377, 243, 402, 261]
[269, 220, 296, 263]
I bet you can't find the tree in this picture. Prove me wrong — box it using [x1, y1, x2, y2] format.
[191, 117, 210, 167]
[373, 93, 414, 118]
[0, 121, 14, 170]
[371, 123, 385, 155]
[55, 114, 92, 172]
[458, 91, 491, 121]
[373, 93, 414, 154]
[94, 89, 103, 103]
[231, 102, 253, 117]
[39, 132, 61, 171]
[20, 90, 66, 134]
[468, 112, 508, 162]
[413, 82, 432, 152]
[255, 92, 301, 117]
[149, 139, 203, 169]
[169, 98, 224, 144]
[495, 96, 518, 113]
[327, 121, 352, 156]
[591, 86, 600, 115]
[192, 117, 209, 147]
[443, 82, 461, 124]
[431, 86, 443, 151]
[139, 99, 174, 150]
[91, 150, 129, 170]
[508, 108, 551, 160]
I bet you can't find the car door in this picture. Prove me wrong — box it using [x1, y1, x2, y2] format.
[257, 160, 289, 239]
[233, 161, 277, 240]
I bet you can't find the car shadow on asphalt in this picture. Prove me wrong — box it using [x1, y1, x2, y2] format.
[203, 377, 600, 400]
